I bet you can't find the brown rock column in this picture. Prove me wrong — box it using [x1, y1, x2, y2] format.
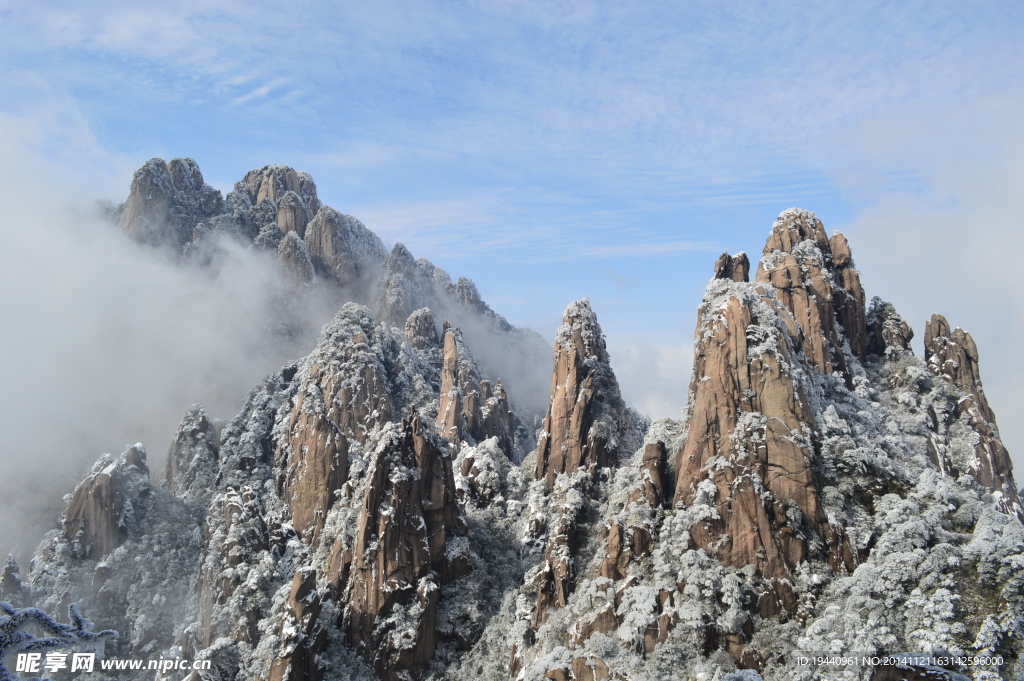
[534, 300, 629, 487]
[277, 309, 395, 541]
[924, 314, 1022, 519]
[345, 412, 469, 680]
[62, 454, 129, 560]
[672, 284, 851, 616]
[754, 210, 855, 379]
[829, 233, 867, 361]
[435, 326, 515, 456]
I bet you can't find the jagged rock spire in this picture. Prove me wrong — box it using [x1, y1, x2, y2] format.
[754, 209, 867, 377]
[534, 299, 634, 487]
[924, 314, 1022, 518]
[276, 305, 397, 541]
[672, 283, 849, 616]
[1, 555, 20, 599]
[118, 157, 224, 249]
[344, 413, 469, 680]
[436, 325, 515, 456]
[829, 233, 867, 361]
[62, 445, 150, 560]
[866, 296, 914, 355]
[675, 224, 857, 617]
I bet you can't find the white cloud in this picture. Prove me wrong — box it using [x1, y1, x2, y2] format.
[830, 95, 1024, 480]
[610, 341, 693, 422]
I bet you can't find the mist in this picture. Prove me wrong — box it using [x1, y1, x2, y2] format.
[0, 198, 346, 563]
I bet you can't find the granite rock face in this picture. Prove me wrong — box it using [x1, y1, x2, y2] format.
[240, 165, 321, 221]
[268, 569, 327, 681]
[118, 157, 224, 249]
[278, 231, 316, 287]
[924, 314, 1023, 519]
[437, 326, 516, 457]
[344, 413, 470, 680]
[62, 445, 150, 560]
[866, 296, 914, 355]
[713, 251, 750, 282]
[534, 299, 636, 487]
[754, 210, 864, 380]
[829, 233, 867, 361]
[672, 279, 851, 618]
[31, 189, 1024, 681]
[530, 300, 645, 628]
[276, 305, 399, 541]
[304, 207, 388, 293]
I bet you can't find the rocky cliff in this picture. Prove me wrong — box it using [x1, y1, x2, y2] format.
[22, 190, 1024, 681]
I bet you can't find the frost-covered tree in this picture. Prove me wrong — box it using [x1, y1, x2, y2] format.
[0, 602, 117, 681]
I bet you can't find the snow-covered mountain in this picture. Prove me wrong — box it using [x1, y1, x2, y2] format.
[7, 160, 1023, 681]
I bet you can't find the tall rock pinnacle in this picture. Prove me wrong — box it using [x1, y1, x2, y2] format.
[436, 325, 515, 456]
[672, 276, 851, 616]
[754, 209, 866, 378]
[344, 413, 469, 680]
[924, 314, 1022, 518]
[677, 216, 864, 618]
[534, 299, 634, 487]
[276, 305, 396, 540]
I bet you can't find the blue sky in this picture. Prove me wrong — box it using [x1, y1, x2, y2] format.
[2, 1, 1024, 473]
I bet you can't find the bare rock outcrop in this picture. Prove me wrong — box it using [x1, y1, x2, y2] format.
[404, 308, 441, 359]
[118, 157, 224, 249]
[829, 233, 867, 361]
[672, 278, 851, 617]
[866, 296, 914, 355]
[534, 299, 637, 487]
[63, 445, 150, 560]
[531, 300, 643, 627]
[714, 251, 750, 282]
[754, 210, 866, 378]
[373, 244, 451, 326]
[278, 231, 316, 287]
[1, 555, 21, 599]
[268, 569, 327, 681]
[304, 208, 387, 292]
[344, 413, 470, 680]
[165, 405, 219, 504]
[924, 314, 1022, 518]
[276, 305, 400, 541]
[598, 441, 668, 581]
[239, 165, 321, 225]
[436, 326, 515, 456]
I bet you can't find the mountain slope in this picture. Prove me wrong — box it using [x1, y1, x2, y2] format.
[19, 182, 1024, 681]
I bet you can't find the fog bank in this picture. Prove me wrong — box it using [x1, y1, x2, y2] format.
[0, 200, 341, 562]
